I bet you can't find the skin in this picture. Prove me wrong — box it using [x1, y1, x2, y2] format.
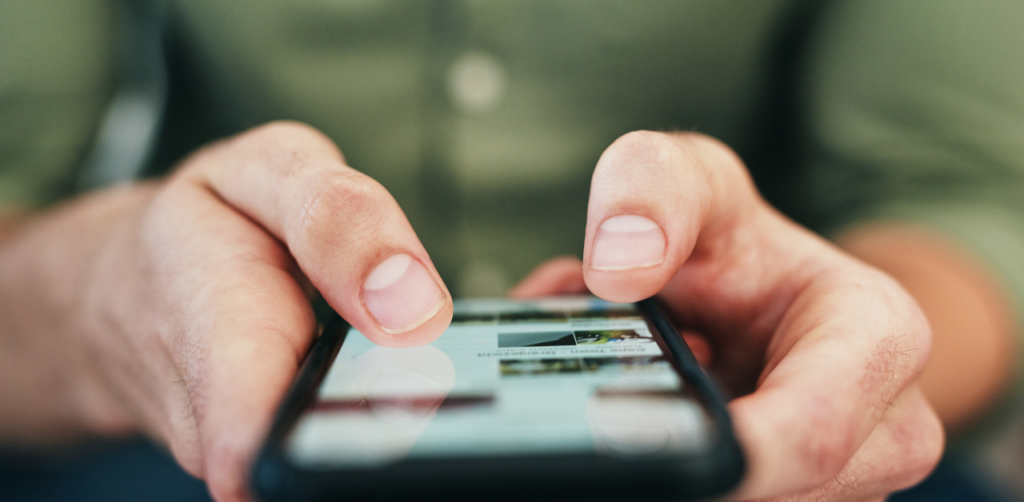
[0, 123, 454, 500]
[837, 226, 1015, 434]
[0, 124, 1005, 501]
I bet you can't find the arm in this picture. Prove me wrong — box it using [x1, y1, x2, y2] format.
[0, 191, 152, 443]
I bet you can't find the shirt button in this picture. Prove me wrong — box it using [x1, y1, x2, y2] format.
[446, 51, 507, 114]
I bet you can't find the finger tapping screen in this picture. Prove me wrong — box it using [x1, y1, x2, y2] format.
[286, 297, 714, 468]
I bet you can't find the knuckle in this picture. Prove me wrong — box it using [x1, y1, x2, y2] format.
[291, 170, 392, 247]
[247, 120, 335, 149]
[236, 121, 343, 173]
[891, 407, 944, 490]
[855, 272, 933, 418]
[602, 130, 678, 170]
[673, 130, 735, 159]
[795, 395, 857, 486]
[593, 130, 693, 199]
[803, 433, 855, 487]
[618, 129, 671, 146]
[862, 332, 919, 418]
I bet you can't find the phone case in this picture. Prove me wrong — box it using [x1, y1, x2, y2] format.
[251, 299, 745, 501]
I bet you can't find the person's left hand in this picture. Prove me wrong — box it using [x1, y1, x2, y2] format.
[511, 131, 943, 501]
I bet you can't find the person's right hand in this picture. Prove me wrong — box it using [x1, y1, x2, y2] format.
[0, 121, 452, 502]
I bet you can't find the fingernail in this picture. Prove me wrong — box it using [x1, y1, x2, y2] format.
[590, 215, 666, 271]
[363, 254, 446, 333]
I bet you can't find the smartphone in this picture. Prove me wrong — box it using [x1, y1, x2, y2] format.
[251, 296, 744, 501]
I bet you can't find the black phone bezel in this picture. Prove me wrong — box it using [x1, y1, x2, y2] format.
[251, 298, 745, 501]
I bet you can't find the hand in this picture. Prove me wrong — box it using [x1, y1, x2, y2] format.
[0, 122, 452, 501]
[512, 131, 943, 501]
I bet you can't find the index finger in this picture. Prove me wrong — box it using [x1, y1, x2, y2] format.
[181, 121, 453, 347]
[728, 266, 932, 497]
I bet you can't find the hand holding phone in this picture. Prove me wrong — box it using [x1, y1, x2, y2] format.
[251, 129, 941, 502]
[521, 131, 942, 500]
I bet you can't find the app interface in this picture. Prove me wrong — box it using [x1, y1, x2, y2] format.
[286, 297, 713, 468]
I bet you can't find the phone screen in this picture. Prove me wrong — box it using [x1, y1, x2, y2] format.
[285, 297, 716, 468]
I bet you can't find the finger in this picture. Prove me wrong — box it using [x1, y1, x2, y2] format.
[773, 386, 942, 502]
[727, 267, 933, 498]
[821, 386, 941, 501]
[508, 256, 588, 298]
[583, 131, 935, 498]
[143, 180, 319, 501]
[181, 122, 452, 347]
[582, 130, 758, 302]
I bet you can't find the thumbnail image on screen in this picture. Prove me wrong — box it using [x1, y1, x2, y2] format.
[286, 297, 712, 467]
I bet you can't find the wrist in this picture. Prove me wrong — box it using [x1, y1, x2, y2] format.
[0, 184, 157, 444]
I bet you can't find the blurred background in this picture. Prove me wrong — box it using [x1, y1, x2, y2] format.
[2, 1, 1023, 500]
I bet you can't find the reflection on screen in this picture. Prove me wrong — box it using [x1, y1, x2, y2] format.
[286, 297, 712, 467]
